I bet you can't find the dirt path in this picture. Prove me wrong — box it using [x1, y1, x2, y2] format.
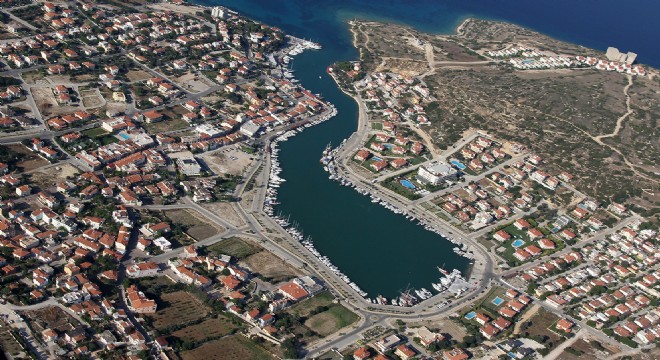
[518, 102, 658, 184]
[407, 121, 442, 157]
[595, 74, 633, 141]
[513, 303, 540, 334]
[543, 328, 585, 360]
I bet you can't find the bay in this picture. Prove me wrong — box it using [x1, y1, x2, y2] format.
[194, 0, 660, 299]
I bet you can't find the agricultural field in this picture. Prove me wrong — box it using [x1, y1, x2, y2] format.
[170, 316, 242, 342]
[147, 291, 211, 331]
[180, 335, 274, 360]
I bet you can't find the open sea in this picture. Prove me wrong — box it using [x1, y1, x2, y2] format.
[194, 0, 660, 299]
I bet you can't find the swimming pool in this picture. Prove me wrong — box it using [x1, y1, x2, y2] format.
[400, 179, 416, 190]
[383, 143, 394, 149]
[372, 156, 382, 162]
[119, 133, 130, 140]
[512, 239, 525, 248]
[464, 311, 476, 320]
[492, 296, 504, 306]
[450, 159, 466, 170]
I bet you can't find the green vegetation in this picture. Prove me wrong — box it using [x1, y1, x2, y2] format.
[207, 237, 259, 259]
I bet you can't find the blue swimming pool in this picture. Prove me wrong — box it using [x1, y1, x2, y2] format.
[450, 159, 466, 170]
[372, 156, 382, 162]
[492, 296, 504, 306]
[400, 179, 416, 190]
[119, 133, 130, 140]
[512, 239, 525, 248]
[464, 311, 476, 320]
[383, 143, 394, 149]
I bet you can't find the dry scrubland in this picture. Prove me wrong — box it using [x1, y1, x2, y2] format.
[353, 19, 660, 213]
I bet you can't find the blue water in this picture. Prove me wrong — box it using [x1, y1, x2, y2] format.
[119, 133, 130, 140]
[512, 239, 525, 248]
[383, 143, 394, 149]
[465, 311, 477, 320]
[400, 180, 416, 190]
[196, 0, 660, 298]
[492, 296, 504, 306]
[212, 0, 660, 68]
[450, 159, 466, 170]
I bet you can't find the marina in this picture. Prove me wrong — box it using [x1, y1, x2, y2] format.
[215, 0, 474, 300]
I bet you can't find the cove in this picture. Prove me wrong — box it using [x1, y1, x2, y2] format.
[193, 0, 660, 299]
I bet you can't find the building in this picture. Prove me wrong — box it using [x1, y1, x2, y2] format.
[374, 334, 403, 353]
[417, 161, 458, 185]
[169, 151, 203, 176]
[606, 47, 637, 65]
[126, 285, 157, 313]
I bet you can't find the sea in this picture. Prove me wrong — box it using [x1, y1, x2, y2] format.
[194, 0, 660, 299]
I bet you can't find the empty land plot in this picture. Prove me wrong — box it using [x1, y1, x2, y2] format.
[558, 338, 604, 360]
[143, 117, 189, 134]
[286, 291, 335, 318]
[126, 69, 152, 82]
[29, 163, 79, 189]
[21, 306, 79, 334]
[243, 250, 300, 282]
[0, 325, 24, 359]
[170, 316, 241, 342]
[304, 304, 359, 337]
[521, 308, 563, 346]
[7, 144, 49, 172]
[147, 291, 210, 331]
[180, 334, 274, 360]
[163, 209, 223, 240]
[173, 72, 211, 93]
[204, 146, 255, 176]
[20, 70, 45, 85]
[207, 237, 259, 259]
[200, 202, 245, 228]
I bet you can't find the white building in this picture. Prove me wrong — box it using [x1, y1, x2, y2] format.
[417, 161, 458, 185]
[153, 237, 172, 251]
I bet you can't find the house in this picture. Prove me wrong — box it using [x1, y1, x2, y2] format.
[513, 218, 530, 230]
[556, 318, 574, 333]
[480, 323, 500, 339]
[493, 230, 511, 242]
[125, 285, 157, 313]
[354, 149, 371, 162]
[353, 347, 371, 360]
[475, 313, 490, 325]
[278, 281, 309, 302]
[538, 238, 556, 249]
[395, 344, 416, 360]
[370, 160, 388, 172]
[443, 348, 470, 360]
[417, 326, 444, 347]
[527, 228, 543, 240]
[374, 334, 403, 353]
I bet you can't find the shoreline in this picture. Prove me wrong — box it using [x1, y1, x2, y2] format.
[323, 68, 480, 307]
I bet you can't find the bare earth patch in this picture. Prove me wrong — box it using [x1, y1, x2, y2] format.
[243, 250, 300, 282]
[163, 208, 224, 240]
[200, 202, 245, 228]
[29, 162, 80, 189]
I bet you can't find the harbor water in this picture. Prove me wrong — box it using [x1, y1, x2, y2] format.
[199, 0, 660, 299]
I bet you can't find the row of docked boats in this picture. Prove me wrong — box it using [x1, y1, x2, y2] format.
[263, 108, 373, 298]
[319, 143, 476, 307]
[320, 142, 476, 261]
